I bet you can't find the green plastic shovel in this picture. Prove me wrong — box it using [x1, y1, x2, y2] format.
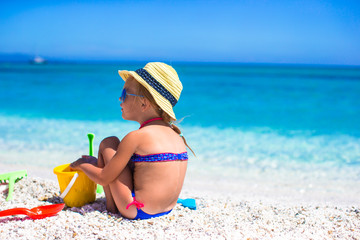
[87, 133, 103, 194]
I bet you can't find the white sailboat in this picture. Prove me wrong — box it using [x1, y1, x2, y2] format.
[30, 56, 47, 64]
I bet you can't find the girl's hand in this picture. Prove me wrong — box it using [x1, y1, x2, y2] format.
[70, 155, 98, 170]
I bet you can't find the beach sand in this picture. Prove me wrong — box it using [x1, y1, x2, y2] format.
[0, 165, 359, 239]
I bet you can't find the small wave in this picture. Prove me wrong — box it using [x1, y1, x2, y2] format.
[1, 115, 359, 177]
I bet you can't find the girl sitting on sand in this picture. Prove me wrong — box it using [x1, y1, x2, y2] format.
[70, 62, 193, 220]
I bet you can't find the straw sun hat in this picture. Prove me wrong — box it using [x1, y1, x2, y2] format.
[118, 62, 183, 120]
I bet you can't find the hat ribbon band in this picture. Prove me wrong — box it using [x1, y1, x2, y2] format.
[135, 68, 177, 107]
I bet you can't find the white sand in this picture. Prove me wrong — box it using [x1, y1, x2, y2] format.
[1, 171, 359, 239]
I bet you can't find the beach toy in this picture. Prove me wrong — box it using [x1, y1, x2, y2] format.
[0, 203, 65, 220]
[177, 198, 197, 210]
[88, 133, 95, 157]
[87, 133, 103, 194]
[53, 164, 96, 207]
[0, 170, 27, 201]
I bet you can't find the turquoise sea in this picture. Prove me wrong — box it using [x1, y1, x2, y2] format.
[0, 62, 360, 182]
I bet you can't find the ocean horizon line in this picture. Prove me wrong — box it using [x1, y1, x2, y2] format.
[0, 53, 360, 69]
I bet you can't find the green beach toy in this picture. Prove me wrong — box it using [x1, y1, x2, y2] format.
[87, 133, 103, 194]
[0, 170, 27, 201]
[88, 133, 95, 157]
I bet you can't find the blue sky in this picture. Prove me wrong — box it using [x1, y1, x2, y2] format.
[1, 0, 360, 65]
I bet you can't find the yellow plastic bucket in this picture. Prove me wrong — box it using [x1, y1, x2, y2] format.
[53, 163, 96, 207]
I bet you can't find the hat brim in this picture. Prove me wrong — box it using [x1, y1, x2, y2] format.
[118, 70, 177, 120]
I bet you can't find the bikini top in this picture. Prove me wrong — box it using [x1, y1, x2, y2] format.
[130, 152, 188, 163]
[132, 118, 188, 162]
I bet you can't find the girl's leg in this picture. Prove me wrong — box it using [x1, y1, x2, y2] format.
[108, 164, 137, 219]
[97, 136, 137, 219]
[97, 136, 120, 212]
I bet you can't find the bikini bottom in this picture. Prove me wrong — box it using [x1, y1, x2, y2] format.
[133, 208, 172, 220]
[128, 192, 172, 220]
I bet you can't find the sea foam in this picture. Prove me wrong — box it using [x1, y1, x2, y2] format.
[1, 115, 359, 180]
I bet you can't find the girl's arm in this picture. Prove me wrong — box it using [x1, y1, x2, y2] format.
[71, 132, 138, 186]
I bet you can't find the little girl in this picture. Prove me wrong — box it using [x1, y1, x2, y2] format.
[70, 62, 193, 220]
